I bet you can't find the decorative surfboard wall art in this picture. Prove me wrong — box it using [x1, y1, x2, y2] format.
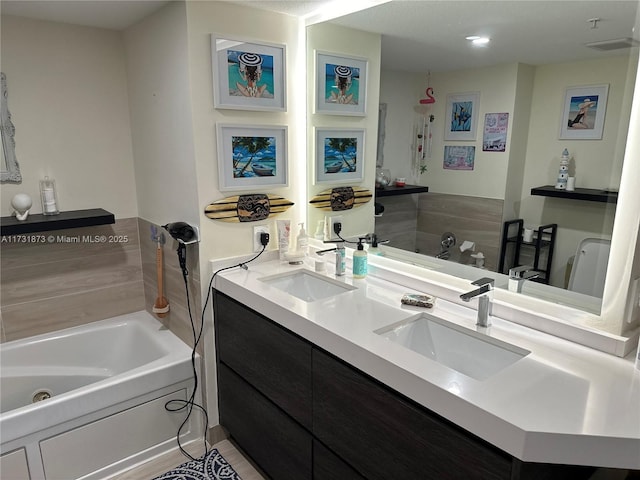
[205, 193, 294, 222]
[309, 186, 372, 211]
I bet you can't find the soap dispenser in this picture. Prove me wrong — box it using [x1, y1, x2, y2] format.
[296, 222, 308, 255]
[352, 238, 368, 279]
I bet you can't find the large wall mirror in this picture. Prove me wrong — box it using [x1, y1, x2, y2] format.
[307, 1, 639, 319]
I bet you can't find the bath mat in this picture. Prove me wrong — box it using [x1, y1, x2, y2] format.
[152, 448, 241, 480]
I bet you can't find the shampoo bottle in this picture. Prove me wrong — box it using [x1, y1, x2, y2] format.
[296, 222, 308, 255]
[352, 238, 368, 279]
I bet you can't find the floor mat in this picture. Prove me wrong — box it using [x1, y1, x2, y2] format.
[152, 448, 242, 480]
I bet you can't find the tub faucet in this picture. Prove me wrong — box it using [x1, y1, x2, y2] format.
[460, 277, 494, 327]
[508, 265, 539, 293]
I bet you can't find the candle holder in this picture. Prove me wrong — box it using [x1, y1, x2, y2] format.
[40, 176, 60, 215]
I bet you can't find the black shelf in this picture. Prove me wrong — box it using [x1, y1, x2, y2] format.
[1, 208, 115, 236]
[531, 185, 617, 204]
[375, 184, 429, 197]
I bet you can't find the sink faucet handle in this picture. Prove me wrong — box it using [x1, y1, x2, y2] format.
[471, 277, 494, 287]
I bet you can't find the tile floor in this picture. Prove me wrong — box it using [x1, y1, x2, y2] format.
[110, 439, 265, 479]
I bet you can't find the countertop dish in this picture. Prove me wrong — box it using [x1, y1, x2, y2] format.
[214, 258, 640, 469]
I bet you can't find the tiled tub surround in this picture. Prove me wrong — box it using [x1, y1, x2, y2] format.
[0, 218, 144, 342]
[138, 218, 202, 354]
[0, 312, 202, 480]
[375, 192, 503, 271]
[213, 256, 640, 471]
[0, 218, 201, 351]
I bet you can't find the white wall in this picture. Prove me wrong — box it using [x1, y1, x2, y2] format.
[1, 15, 138, 218]
[124, 1, 199, 227]
[306, 22, 381, 239]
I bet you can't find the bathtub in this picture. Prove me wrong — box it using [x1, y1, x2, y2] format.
[0, 311, 203, 480]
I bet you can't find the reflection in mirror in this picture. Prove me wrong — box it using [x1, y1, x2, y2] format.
[1, 72, 22, 183]
[320, 1, 639, 314]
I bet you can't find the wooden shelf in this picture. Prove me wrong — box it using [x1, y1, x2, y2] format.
[1, 208, 115, 236]
[531, 185, 617, 204]
[375, 184, 429, 197]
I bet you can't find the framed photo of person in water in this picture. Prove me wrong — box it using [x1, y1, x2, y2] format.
[559, 84, 609, 140]
[315, 52, 368, 116]
[445, 92, 480, 141]
[211, 35, 286, 111]
[217, 124, 288, 191]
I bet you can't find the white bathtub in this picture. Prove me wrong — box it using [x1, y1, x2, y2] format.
[0, 311, 202, 480]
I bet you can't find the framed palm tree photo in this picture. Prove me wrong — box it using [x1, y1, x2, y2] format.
[217, 124, 288, 191]
[315, 128, 365, 184]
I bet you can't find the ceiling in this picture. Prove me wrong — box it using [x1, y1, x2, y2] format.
[1, 1, 638, 72]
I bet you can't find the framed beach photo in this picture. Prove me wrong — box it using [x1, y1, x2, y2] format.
[217, 124, 288, 191]
[315, 52, 367, 116]
[445, 92, 480, 141]
[315, 128, 365, 183]
[211, 35, 286, 111]
[559, 84, 609, 140]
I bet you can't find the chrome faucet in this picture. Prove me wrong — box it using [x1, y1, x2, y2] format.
[508, 265, 539, 293]
[460, 277, 494, 327]
[316, 243, 346, 276]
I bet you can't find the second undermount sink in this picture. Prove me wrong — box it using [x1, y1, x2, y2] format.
[375, 313, 530, 380]
[259, 270, 356, 302]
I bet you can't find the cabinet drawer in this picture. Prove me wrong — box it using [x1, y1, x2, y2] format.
[218, 363, 312, 480]
[313, 349, 511, 480]
[214, 291, 312, 429]
[313, 439, 365, 480]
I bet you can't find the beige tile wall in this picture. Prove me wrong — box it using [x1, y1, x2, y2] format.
[374, 195, 419, 252]
[138, 218, 202, 354]
[0, 218, 145, 342]
[417, 193, 504, 271]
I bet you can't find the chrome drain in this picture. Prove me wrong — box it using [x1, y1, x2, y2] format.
[32, 390, 52, 403]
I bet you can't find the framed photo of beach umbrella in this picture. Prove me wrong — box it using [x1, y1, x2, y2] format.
[315, 128, 365, 184]
[211, 35, 286, 111]
[559, 84, 609, 140]
[315, 52, 368, 116]
[217, 124, 288, 191]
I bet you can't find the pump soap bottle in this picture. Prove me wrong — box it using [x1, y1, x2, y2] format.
[296, 222, 308, 256]
[353, 238, 368, 279]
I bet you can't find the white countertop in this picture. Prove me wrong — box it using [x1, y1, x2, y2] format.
[214, 257, 640, 470]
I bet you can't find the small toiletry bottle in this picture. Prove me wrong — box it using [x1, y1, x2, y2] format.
[335, 244, 346, 276]
[314, 220, 325, 240]
[352, 238, 368, 279]
[39, 176, 60, 215]
[296, 222, 308, 255]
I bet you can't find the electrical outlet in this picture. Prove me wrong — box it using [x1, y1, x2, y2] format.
[253, 225, 270, 252]
[329, 215, 343, 241]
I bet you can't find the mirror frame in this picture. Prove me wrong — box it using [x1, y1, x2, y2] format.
[1, 72, 22, 183]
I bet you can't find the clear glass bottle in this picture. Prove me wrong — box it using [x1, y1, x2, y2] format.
[40, 176, 60, 215]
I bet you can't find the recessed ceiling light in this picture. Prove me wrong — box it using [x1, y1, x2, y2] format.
[471, 37, 491, 46]
[465, 35, 481, 40]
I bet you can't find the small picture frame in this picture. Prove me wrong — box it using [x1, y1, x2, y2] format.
[444, 146, 475, 170]
[559, 84, 609, 140]
[445, 92, 480, 141]
[211, 35, 286, 111]
[315, 52, 367, 116]
[315, 128, 365, 183]
[217, 124, 288, 191]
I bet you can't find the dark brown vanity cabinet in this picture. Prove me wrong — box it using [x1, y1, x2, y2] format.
[214, 291, 595, 480]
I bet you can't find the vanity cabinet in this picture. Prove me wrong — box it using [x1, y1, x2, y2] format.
[214, 291, 595, 480]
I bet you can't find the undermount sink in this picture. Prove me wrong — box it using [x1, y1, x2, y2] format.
[259, 270, 356, 302]
[375, 313, 530, 380]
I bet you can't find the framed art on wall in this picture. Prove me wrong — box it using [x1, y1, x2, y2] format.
[315, 52, 367, 116]
[445, 92, 480, 141]
[217, 124, 288, 191]
[315, 128, 365, 183]
[559, 84, 609, 140]
[443, 145, 475, 170]
[211, 35, 286, 111]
